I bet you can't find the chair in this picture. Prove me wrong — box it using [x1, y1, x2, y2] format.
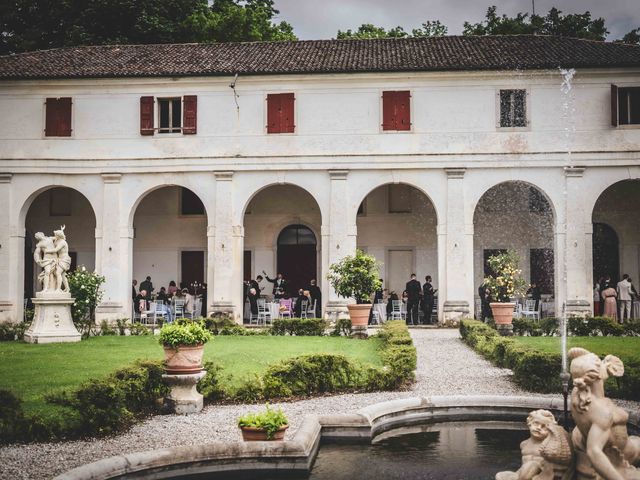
[521, 299, 540, 320]
[173, 299, 185, 319]
[306, 300, 316, 318]
[191, 297, 202, 319]
[391, 300, 403, 321]
[152, 300, 168, 326]
[279, 298, 293, 318]
[300, 299, 309, 318]
[257, 298, 271, 325]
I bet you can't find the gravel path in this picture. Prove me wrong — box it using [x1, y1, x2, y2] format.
[0, 329, 631, 480]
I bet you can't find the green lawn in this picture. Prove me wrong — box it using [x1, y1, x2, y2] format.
[0, 335, 383, 417]
[513, 336, 640, 362]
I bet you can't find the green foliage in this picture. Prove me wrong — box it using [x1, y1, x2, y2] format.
[204, 313, 236, 334]
[198, 361, 225, 401]
[327, 249, 382, 304]
[463, 6, 608, 41]
[99, 320, 117, 336]
[568, 316, 628, 337]
[337, 20, 447, 39]
[0, 321, 29, 341]
[512, 317, 559, 337]
[482, 250, 528, 302]
[620, 28, 640, 45]
[271, 318, 327, 336]
[128, 322, 151, 336]
[115, 318, 129, 336]
[411, 21, 448, 37]
[237, 404, 288, 439]
[158, 318, 212, 348]
[67, 267, 105, 339]
[331, 318, 352, 337]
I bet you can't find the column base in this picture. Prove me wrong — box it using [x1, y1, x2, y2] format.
[209, 301, 236, 320]
[95, 302, 125, 324]
[324, 300, 350, 321]
[442, 301, 470, 326]
[24, 295, 81, 343]
[565, 299, 591, 318]
[162, 371, 206, 415]
[496, 323, 514, 336]
[0, 301, 14, 323]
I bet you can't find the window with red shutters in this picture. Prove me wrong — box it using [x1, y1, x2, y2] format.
[182, 95, 197, 134]
[45, 97, 72, 137]
[382, 90, 411, 131]
[140, 96, 155, 135]
[267, 93, 295, 133]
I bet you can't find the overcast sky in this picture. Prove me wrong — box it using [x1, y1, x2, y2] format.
[272, 0, 639, 41]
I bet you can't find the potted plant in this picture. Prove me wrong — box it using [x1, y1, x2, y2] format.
[159, 318, 212, 374]
[483, 250, 528, 335]
[238, 404, 289, 441]
[327, 249, 382, 328]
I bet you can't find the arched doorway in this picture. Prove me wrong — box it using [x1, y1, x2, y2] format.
[24, 187, 96, 299]
[592, 179, 640, 286]
[473, 181, 555, 317]
[277, 224, 317, 296]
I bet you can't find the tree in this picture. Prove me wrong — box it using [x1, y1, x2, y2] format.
[337, 20, 446, 40]
[620, 27, 640, 45]
[463, 6, 608, 41]
[0, 0, 296, 55]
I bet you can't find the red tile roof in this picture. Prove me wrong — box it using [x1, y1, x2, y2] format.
[1, 35, 639, 80]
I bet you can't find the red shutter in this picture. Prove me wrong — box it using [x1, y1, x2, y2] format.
[382, 91, 395, 130]
[396, 91, 411, 131]
[281, 93, 295, 133]
[45, 97, 72, 137]
[182, 95, 197, 134]
[267, 94, 280, 133]
[140, 96, 154, 135]
[611, 84, 619, 127]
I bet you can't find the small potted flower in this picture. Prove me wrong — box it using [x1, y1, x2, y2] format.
[327, 250, 382, 328]
[482, 250, 528, 335]
[159, 318, 212, 374]
[238, 404, 289, 441]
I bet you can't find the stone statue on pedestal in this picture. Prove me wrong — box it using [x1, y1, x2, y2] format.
[496, 409, 573, 480]
[24, 226, 81, 343]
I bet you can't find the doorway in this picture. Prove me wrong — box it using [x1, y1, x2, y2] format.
[181, 251, 205, 291]
[277, 225, 317, 295]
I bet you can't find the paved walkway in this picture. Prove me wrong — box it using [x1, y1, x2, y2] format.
[0, 329, 554, 479]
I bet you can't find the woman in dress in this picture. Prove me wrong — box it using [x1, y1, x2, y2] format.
[601, 284, 618, 321]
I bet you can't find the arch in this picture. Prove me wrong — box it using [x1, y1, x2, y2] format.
[277, 224, 317, 246]
[585, 175, 640, 220]
[239, 181, 325, 224]
[18, 183, 99, 229]
[470, 180, 557, 223]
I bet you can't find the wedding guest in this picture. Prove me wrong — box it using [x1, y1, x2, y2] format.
[167, 280, 178, 296]
[617, 274, 633, 322]
[182, 288, 195, 316]
[140, 276, 154, 297]
[132, 279, 138, 301]
[308, 279, 322, 317]
[247, 287, 259, 317]
[156, 287, 169, 304]
[601, 284, 618, 321]
[135, 289, 149, 314]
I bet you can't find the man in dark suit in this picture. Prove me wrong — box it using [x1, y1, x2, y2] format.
[140, 276, 154, 297]
[249, 275, 263, 296]
[308, 279, 322, 318]
[264, 271, 287, 299]
[405, 274, 422, 325]
[132, 279, 138, 301]
[422, 276, 436, 324]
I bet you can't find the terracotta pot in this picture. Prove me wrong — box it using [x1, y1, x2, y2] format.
[490, 302, 516, 325]
[240, 425, 288, 441]
[347, 304, 372, 327]
[163, 344, 205, 374]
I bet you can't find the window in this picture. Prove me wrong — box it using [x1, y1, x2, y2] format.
[382, 91, 411, 131]
[45, 97, 72, 137]
[158, 98, 182, 133]
[611, 85, 640, 126]
[267, 93, 295, 133]
[139, 96, 197, 135]
[49, 188, 71, 216]
[388, 185, 412, 213]
[499, 89, 527, 128]
[180, 188, 205, 215]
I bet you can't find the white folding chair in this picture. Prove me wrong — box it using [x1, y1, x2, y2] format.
[521, 299, 540, 320]
[153, 300, 167, 325]
[279, 299, 293, 318]
[391, 300, 403, 320]
[300, 300, 309, 318]
[192, 297, 202, 319]
[173, 299, 185, 319]
[257, 298, 270, 325]
[306, 300, 316, 318]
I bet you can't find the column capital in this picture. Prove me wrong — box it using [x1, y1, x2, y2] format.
[232, 225, 245, 237]
[564, 166, 585, 177]
[329, 170, 349, 180]
[445, 168, 466, 179]
[214, 171, 234, 181]
[101, 173, 122, 184]
[0, 173, 13, 183]
[119, 227, 134, 239]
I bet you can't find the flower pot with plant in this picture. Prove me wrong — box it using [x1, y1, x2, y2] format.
[482, 250, 528, 335]
[159, 318, 212, 374]
[327, 249, 382, 328]
[238, 404, 289, 441]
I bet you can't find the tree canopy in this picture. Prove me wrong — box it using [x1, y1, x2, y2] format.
[336, 21, 447, 39]
[463, 6, 609, 41]
[0, 0, 296, 55]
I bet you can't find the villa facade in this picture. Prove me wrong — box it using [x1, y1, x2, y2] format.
[0, 35, 639, 323]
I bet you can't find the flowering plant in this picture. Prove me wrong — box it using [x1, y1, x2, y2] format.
[68, 266, 105, 338]
[482, 250, 528, 303]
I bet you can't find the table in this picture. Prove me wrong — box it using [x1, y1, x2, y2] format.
[373, 303, 387, 323]
[267, 302, 280, 321]
[632, 300, 640, 319]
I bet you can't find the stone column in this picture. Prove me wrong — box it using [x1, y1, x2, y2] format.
[210, 172, 243, 320]
[562, 167, 592, 317]
[95, 174, 129, 322]
[325, 170, 357, 320]
[0, 174, 19, 323]
[440, 168, 474, 324]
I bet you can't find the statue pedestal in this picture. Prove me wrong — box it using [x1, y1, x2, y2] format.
[162, 371, 206, 415]
[24, 293, 81, 344]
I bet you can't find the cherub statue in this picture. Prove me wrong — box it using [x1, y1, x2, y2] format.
[568, 347, 640, 480]
[496, 409, 573, 480]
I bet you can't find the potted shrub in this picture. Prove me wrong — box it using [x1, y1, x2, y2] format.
[159, 318, 212, 374]
[238, 404, 289, 441]
[327, 249, 382, 328]
[483, 250, 528, 335]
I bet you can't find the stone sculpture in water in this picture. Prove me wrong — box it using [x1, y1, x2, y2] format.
[496, 409, 573, 480]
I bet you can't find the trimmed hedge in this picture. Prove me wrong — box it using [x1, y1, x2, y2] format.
[512, 316, 640, 337]
[270, 318, 328, 336]
[201, 320, 417, 402]
[3, 360, 168, 443]
[460, 320, 639, 399]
